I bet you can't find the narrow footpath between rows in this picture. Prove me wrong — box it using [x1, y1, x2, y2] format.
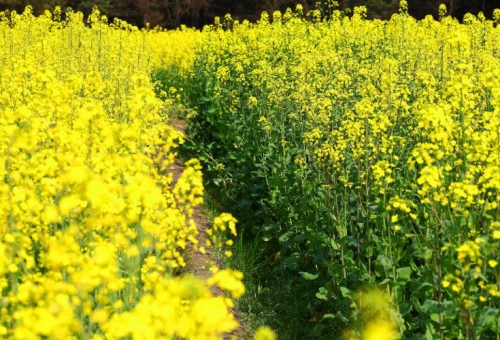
[168, 117, 247, 340]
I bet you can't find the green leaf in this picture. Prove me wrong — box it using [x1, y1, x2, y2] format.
[340, 286, 351, 298]
[316, 287, 328, 300]
[380, 278, 391, 285]
[396, 267, 411, 285]
[422, 299, 438, 314]
[328, 212, 338, 222]
[374, 254, 393, 277]
[278, 231, 294, 243]
[378, 254, 393, 270]
[300, 272, 319, 281]
[478, 307, 500, 329]
[321, 313, 335, 321]
[283, 256, 299, 270]
[422, 299, 457, 321]
[330, 238, 339, 250]
[425, 322, 437, 340]
[413, 282, 432, 294]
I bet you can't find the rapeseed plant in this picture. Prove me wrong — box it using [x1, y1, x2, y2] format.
[185, 2, 500, 338]
[0, 6, 255, 339]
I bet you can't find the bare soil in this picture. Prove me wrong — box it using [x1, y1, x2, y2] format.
[167, 117, 247, 339]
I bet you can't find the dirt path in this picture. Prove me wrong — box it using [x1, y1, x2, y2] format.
[168, 117, 246, 339]
[168, 118, 215, 278]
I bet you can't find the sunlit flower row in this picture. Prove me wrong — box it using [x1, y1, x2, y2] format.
[0, 6, 253, 340]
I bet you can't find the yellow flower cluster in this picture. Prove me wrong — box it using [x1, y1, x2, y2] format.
[187, 3, 500, 337]
[442, 222, 500, 309]
[342, 288, 398, 340]
[0, 6, 248, 339]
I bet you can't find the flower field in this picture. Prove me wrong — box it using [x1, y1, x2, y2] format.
[2, 1, 500, 339]
[0, 6, 253, 340]
[183, 2, 500, 339]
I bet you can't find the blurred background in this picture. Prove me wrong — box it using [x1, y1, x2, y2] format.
[0, 1, 498, 34]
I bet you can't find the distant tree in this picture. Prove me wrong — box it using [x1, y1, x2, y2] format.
[39, 0, 71, 11]
[1, 0, 498, 28]
[344, 0, 399, 18]
[260, 0, 311, 14]
[72, 0, 113, 15]
[0, 0, 20, 7]
[0, 0, 30, 12]
[163, 0, 211, 28]
[425, 0, 492, 18]
[426, 0, 454, 16]
[121, 0, 164, 26]
[0, 0, 65, 14]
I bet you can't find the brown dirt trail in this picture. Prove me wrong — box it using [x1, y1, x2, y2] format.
[167, 117, 247, 339]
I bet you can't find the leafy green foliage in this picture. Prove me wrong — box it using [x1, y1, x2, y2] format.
[173, 5, 500, 339]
